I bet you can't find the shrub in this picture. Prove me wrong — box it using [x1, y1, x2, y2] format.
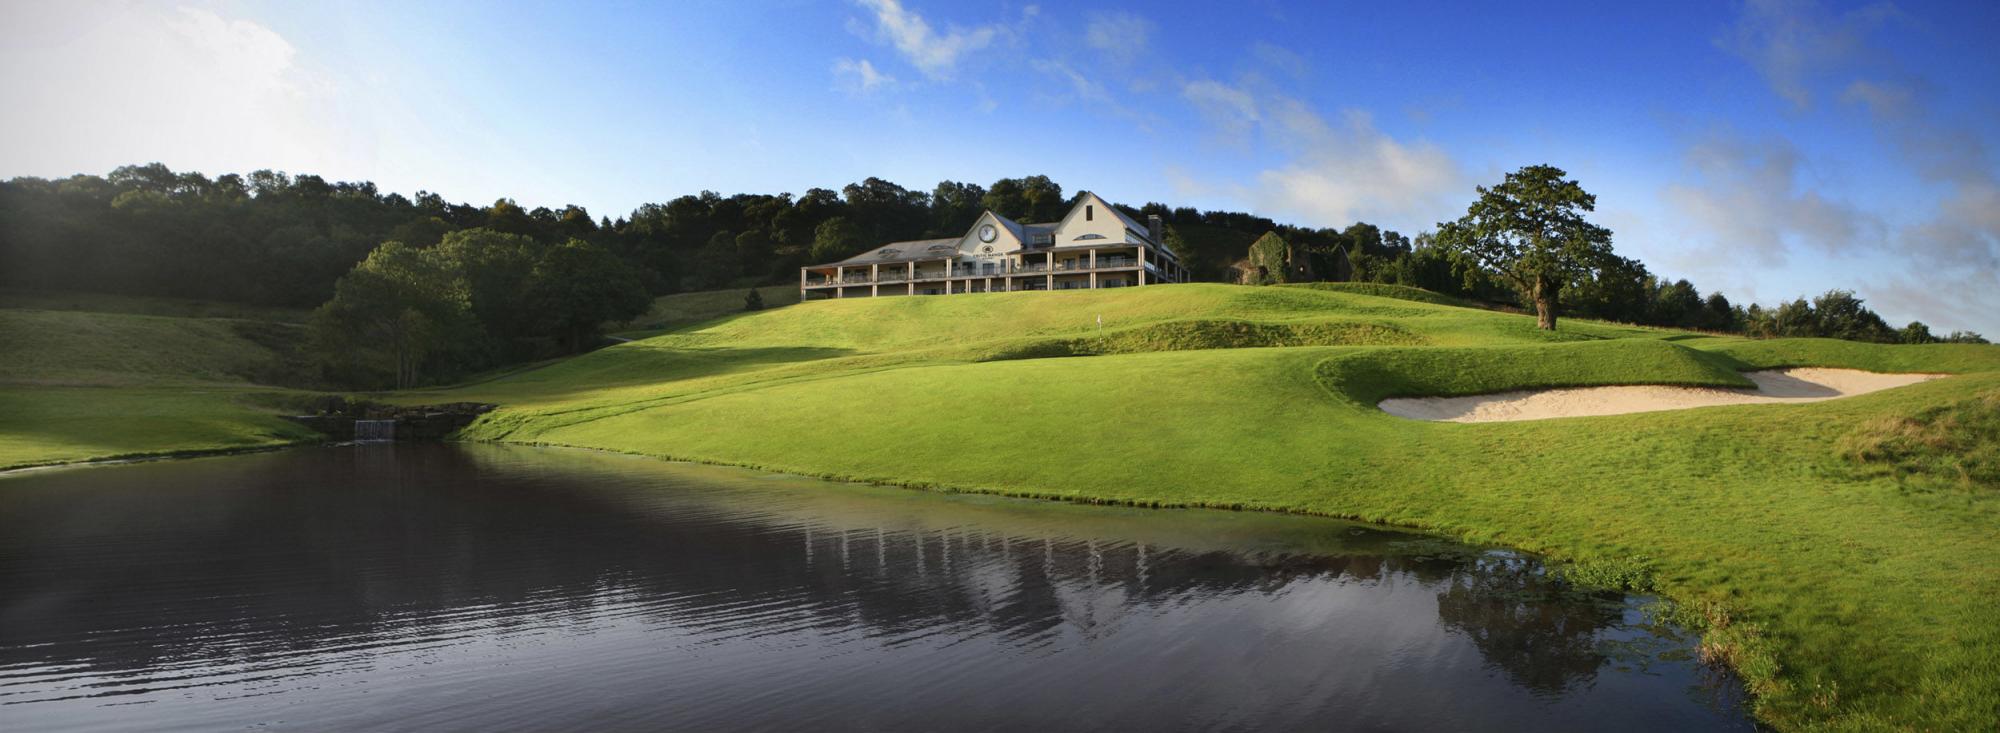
[1838, 390, 2000, 490]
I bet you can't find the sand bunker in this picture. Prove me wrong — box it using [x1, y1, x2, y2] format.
[1379, 368, 1945, 423]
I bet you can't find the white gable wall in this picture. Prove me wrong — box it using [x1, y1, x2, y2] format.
[1052, 192, 1149, 246]
[956, 210, 1025, 264]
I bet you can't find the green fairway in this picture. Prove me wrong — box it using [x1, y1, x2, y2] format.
[423, 282, 2000, 731]
[8, 281, 1998, 729]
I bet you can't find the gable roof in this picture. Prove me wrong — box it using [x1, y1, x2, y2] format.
[835, 237, 959, 265]
[986, 210, 1029, 243]
[1072, 190, 1153, 242]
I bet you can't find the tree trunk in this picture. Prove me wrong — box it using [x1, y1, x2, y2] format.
[1533, 275, 1558, 331]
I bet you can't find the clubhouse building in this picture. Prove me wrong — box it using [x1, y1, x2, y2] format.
[800, 192, 1188, 299]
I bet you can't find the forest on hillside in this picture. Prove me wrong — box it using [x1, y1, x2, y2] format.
[0, 164, 1984, 387]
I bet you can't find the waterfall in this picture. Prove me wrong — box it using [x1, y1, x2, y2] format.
[353, 419, 396, 442]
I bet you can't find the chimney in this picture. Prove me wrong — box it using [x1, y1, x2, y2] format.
[1147, 214, 1163, 244]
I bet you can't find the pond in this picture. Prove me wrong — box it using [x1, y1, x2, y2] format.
[0, 444, 1752, 731]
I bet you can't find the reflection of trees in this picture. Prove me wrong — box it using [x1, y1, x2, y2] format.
[2, 445, 1619, 702]
[1433, 554, 1622, 694]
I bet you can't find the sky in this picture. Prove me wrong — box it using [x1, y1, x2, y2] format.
[2, 0, 1997, 335]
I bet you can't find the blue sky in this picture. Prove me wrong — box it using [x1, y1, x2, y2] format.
[3, 1, 1997, 334]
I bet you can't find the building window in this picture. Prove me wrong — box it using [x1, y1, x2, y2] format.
[1086, 205, 1094, 221]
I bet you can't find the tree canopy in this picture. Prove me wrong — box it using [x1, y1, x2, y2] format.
[1435, 165, 1616, 330]
[307, 229, 649, 388]
[308, 241, 475, 389]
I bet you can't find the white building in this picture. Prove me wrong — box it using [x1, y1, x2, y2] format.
[800, 192, 1188, 299]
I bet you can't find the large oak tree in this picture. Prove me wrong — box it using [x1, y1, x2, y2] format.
[1436, 165, 1614, 330]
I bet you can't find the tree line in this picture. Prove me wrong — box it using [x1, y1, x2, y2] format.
[0, 163, 1984, 387]
[309, 229, 649, 388]
[1256, 165, 1986, 343]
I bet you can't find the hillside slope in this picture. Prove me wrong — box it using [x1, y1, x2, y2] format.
[429, 283, 2000, 731]
[0, 305, 319, 469]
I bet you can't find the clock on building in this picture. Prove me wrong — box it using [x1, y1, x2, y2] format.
[977, 224, 997, 243]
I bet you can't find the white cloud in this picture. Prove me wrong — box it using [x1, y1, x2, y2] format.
[1838, 79, 1913, 118]
[1032, 59, 1111, 104]
[1716, 0, 1900, 109]
[1250, 42, 1307, 79]
[1901, 180, 2000, 266]
[852, 0, 1005, 80]
[1085, 11, 1152, 65]
[1881, 146, 2000, 334]
[1660, 132, 1880, 266]
[0, 4, 353, 177]
[832, 57, 897, 94]
[1712, 1, 1999, 334]
[1254, 100, 1467, 230]
[1177, 78, 1467, 230]
[1870, 121, 2000, 333]
[1871, 270, 2000, 338]
[1182, 80, 1260, 140]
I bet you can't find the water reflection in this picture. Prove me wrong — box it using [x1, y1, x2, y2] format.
[1435, 554, 1623, 695]
[0, 444, 1750, 731]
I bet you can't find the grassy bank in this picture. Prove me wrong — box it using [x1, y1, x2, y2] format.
[0, 305, 319, 470]
[426, 283, 2000, 731]
[0, 283, 821, 470]
[0, 387, 314, 470]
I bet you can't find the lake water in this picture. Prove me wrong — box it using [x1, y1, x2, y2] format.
[0, 444, 1752, 731]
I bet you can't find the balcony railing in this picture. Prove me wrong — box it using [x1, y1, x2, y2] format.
[807, 256, 1151, 287]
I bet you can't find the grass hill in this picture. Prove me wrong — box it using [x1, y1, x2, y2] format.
[394, 282, 2000, 731]
[7, 282, 1999, 729]
[0, 293, 319, 469]
[610, 286, 803, 338]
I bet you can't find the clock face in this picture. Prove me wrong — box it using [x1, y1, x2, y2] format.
[978, 224, 997, 243]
